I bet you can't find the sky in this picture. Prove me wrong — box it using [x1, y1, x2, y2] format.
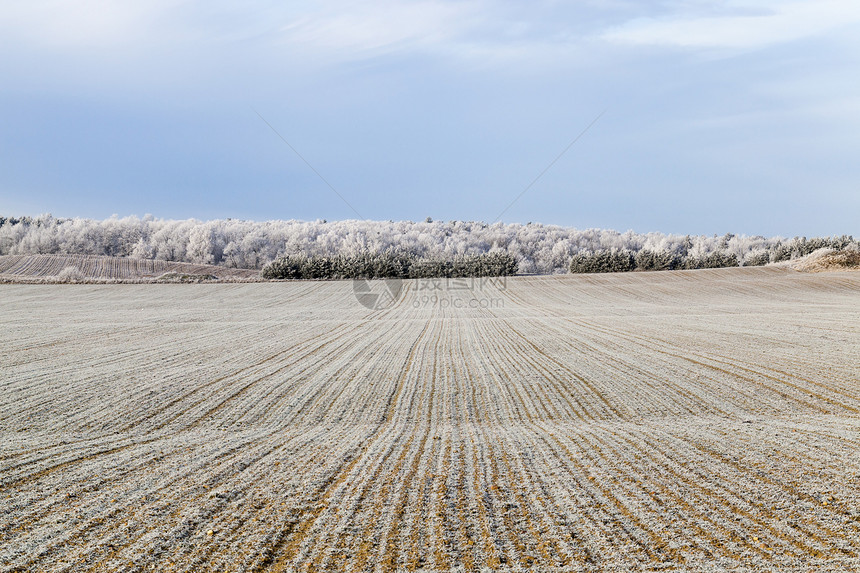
[1, 0, 859, 237]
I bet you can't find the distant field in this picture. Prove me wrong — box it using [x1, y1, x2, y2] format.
[2, 267, 859, 572]
[0, 254, 260, 282]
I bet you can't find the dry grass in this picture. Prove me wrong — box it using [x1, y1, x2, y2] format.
[1, 267, 860, 572]
[788, 248, 860, 273]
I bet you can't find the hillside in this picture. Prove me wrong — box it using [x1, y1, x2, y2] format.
[1, 247, 857, 287]
[788, 248, 860, 272]
[0, 254, 260, 283]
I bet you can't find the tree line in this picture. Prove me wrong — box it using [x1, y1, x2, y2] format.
[1, 214, 855, 275]
[262, 251, 518, 280]
[568, 236, 856, 273]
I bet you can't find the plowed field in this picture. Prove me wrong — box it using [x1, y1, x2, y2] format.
[2, 267, 859, 572]
[0, 255, 259, 282]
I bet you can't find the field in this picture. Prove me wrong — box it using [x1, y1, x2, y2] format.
[2, 266, 859, 572]
[0, 255, 259, 282]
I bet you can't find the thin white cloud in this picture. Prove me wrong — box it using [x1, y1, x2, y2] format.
[0, 0, 186, 48]
[276, 1, 476, 58]
[602, 0, 860, 49]
[6, 0, 858, 73]
[0, 0, 495, 64]
[269, 1, 602, 69]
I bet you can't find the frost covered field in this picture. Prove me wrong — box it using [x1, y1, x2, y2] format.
[2, 267, 860, 572]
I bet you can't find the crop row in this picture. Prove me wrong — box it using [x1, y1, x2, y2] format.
[1, 267, 859, 571]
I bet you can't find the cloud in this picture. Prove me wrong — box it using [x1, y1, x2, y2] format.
[602, 0, 860, 49]
[0, 0, 486, 58]
[268, 1, 611, 71]
[0, 0, 187, 48]
[0, 1, 646, 73]
[275, 1, 476, 59]
[8, 0, 858, 65]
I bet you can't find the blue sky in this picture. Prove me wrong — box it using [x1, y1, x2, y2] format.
[1, 0, 858, 236]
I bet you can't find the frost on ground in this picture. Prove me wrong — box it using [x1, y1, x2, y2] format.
[0, 254, 259, 283]
[787, 247, 860, 273]
[1, 267, 859, 572]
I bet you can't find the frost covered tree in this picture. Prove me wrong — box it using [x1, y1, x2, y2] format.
[1, 214, 855, 275]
